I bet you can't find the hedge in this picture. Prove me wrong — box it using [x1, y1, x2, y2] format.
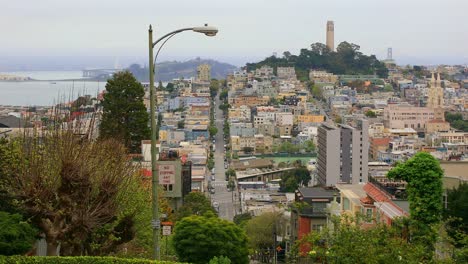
[0, 256, 184, 264]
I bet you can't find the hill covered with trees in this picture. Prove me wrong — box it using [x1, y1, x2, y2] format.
[246, 42, 388, 80]
[127, 58, 237, 82]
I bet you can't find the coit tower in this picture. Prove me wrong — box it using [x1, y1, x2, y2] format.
[326, 21, 334, 51]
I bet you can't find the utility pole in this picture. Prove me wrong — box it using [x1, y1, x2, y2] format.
[149, 25, 160, 260]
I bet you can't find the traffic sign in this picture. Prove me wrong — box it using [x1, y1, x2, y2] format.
[162, 225, 172, 236]
[276, 246, 282, 252]
[151, 219, 161, 229]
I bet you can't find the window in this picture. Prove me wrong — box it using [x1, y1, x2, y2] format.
[366, 208, 373, 222]
[343, 198, 350, 210]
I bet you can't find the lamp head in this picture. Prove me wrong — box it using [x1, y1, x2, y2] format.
[193, 24, 218, 37]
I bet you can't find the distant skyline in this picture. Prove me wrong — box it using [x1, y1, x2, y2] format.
[1, 0, 467, 70]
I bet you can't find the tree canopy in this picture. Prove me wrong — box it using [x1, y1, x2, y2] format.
[173, 214, 249, 264]
[387, 152, 444, 252]
[174, 192, 216, 221]
[292, 215, 427, 263]
[1, 132, 141, 256]
[0, 212, 37, 256]
[100, 71, 150, 153]
[279, 167, 311, 192]
[246, 41, 388, 79]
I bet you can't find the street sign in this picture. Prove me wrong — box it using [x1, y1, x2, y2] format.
[162, 225, 172, 236]
[151, 219, 161, 229]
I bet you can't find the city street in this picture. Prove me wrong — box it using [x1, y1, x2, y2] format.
[210, 94, 236, 221]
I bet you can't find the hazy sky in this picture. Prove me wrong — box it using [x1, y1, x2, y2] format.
[1, 0, 467, 68]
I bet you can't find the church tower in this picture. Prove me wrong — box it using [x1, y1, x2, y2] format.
[427, 72, 445, 120]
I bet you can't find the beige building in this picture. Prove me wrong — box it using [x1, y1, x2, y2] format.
[383, 104, 434, 131]
[197, 64, 211, 82]
[427, 72, 445, 120]
[309, 70, 338, 83]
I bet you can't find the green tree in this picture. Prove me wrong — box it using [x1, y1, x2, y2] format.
[100, 71, 150, 153]
[209, 125, 218, 138]
[207, 158, 215, 171]
[279, 167, 311, 192]
[387, 152, 444, 253]
[209, 256, 232, 264]
[334, 116, 342, 124]
[173, 214, 249, 264]
[0, 212, 37, 256]
[365, 110, 377, 118]
[245, 212, 285, 263]
[174, 192, 216, 221]
[444, 183, 468, 248]
[210, 79, 220, 98]
[292, 215, 427, 263]
[233, 213, 252, 227]
[304, 140, 316, 152]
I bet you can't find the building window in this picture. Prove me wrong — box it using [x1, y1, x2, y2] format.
[343, 198, 350, 210]
[366, 208, 373, 222]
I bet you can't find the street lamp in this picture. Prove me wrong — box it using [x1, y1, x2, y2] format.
[148, 24, 218, 260]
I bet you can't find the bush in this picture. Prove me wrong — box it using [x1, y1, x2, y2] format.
[0, 256, 184, 264]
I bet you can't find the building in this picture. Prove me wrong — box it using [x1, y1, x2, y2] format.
[427, 72, 445, 120]
[277, 67, 297, 80]
[383, 104, 434, 131]
[291, 187, 338, 254]
[197, 64, 211, 82]
[317, 120, 369, 186]
[326, 21, 334, 51]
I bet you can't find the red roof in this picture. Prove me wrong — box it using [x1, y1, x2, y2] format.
[371, 137, 391, 146]
[360, 196, 374, 205]
[363, 183, 391, 202]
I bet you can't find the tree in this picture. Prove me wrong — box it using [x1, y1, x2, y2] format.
[174, 192, 216, 221]
[279, 167, 311, 192]
[100, 71, 150, 153]
[233, 213, 252, 227]
[444, 183, 468, 248]
[4, 132, 139, 256]
[292, 215, 427, 263]
[209, 125, 218, 138]
[0, 212, 37, 256]
[173, 214, 249, 264]
[304, 140, 316, 152]
[242, 146, 254, 154]
[387, 152, 444, 252]
[365, 110, 377, 118]
[245, 212, 285, 263]
[210, 79, 220, 98]
[209, 256, 232, 264]
[334, 116, 342, 124]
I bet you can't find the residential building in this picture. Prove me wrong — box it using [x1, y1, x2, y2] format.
[317, 120, 369, 186]
[197, 64, 211, 82]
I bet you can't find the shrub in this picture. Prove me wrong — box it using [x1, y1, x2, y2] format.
[0, 256, 184, 264]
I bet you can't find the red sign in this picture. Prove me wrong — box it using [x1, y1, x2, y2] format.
[158, 164, 175, 184]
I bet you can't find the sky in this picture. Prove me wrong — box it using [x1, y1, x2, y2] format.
[0, 0, 467, 70]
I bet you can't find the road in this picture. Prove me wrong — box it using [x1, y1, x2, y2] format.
[210, 95, 236, 221]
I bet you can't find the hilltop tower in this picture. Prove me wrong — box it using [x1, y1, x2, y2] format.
[326, 21, 334, 51]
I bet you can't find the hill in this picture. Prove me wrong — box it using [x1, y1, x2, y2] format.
[245, 41, 389, 81]
[127, 58, 237, 82]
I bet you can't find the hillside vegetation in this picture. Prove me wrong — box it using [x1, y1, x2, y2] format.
[246, 41, 388, 81]
[128, 58, 237, 82]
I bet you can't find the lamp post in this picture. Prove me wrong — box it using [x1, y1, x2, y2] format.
[148, 24, 218, 260]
